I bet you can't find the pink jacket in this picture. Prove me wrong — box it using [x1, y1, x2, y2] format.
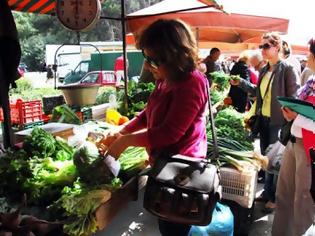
[125, 70, 208, 160]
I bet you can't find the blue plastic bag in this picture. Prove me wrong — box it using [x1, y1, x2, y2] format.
[189, 202, 234, 236]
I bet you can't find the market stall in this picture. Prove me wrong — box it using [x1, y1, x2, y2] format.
[0, 1, 281, 235]
[1, 1, 231, 236]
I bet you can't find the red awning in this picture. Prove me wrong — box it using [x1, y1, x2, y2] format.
[127, 0, 289, 44]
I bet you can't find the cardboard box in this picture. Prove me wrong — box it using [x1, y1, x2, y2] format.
[96, 176, 139, 230]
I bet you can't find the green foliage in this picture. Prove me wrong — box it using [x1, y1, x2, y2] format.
[10, 87, 61, 101]
[0, 149, 31, 197]
[10, 78, 33, 94]
[9, 77, 61, 101]
[95, 87, 117, 105]
[21, 35, 45, 71]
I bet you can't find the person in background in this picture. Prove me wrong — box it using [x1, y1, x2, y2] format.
[272, 38, 315, 236]
[203, 47, 222, 83]
[300, 64, 314, 86]
[107, 19, 209, 236]
[281, 40, 302, 79]
[230, 32, 299, 213]
[249, 50, 266, 76]
[46, 64, 53, 83]
[114, 55, 129, 83]
[228, 50, 252, 113]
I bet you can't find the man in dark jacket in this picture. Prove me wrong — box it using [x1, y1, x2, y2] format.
[203, 47, 222, 84]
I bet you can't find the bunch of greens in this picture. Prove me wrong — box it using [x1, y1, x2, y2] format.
[23, 157, 77, 205]
[212, 107, 253, 150]
[210, 89, 226, 105]
[0, 149, 31, 199]
[210, 71, 231, 91]
[54, 178, 122, 236]
[23, 127, 75, 160]
[120, 81, 155, 118]
[118, 147, 148, 181]
[73, 141, 113, 185]
[207, 137, 267, 172]
[51, 104, 81, 125]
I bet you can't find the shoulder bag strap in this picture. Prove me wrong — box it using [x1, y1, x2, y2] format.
[206, 80, 219, 160]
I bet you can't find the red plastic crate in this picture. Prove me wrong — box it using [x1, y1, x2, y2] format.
[0, 99, 43, 125]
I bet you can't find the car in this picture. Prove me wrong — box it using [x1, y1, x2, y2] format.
[61, 70, 118, 87]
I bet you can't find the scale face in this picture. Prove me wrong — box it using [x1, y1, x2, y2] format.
[55, 0, 101, 32]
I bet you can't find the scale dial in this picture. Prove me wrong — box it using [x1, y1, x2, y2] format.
[56, 0, 101, 32]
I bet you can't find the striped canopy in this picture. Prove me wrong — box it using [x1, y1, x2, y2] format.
[8, 0, 218, 15]
[8, 0, 55, 14]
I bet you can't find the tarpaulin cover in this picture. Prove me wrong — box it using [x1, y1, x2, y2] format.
[127, 0, 289, 43]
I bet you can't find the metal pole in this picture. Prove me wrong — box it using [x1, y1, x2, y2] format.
[0, 61, 13, 148]
[121, 0, 128, 111]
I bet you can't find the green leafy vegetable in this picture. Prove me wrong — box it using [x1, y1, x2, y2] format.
[23, 127, 56, 159]
[73, 141, 113, 185]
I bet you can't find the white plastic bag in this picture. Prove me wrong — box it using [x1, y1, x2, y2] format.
[265, 141, 286, 173]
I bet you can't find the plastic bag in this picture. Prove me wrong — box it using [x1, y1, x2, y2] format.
[265, 141, 286, 174]
[189, 202, 234, 236]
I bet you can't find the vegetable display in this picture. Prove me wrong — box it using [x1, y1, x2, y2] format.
[0, 124, 149, 236]
[54, 180, 121, 236]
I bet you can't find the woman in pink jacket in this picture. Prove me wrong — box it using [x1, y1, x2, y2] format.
[107, 19, 209, 236]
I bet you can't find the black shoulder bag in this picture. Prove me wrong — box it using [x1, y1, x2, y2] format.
[143, 80, 221, 226]
[247, 71, 274, 136]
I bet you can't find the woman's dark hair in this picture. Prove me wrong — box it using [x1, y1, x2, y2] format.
[309, 38, 315, 56]
[282, 40, 291, 58]
[137, 19, 198, 82]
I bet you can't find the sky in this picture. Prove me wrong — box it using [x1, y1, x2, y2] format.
[216, 0, 313, 46]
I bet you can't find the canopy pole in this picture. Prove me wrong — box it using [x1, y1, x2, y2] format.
[196, 27, 199, 48]
[0, 61, 13, 148]
[121, 0, 129, 111]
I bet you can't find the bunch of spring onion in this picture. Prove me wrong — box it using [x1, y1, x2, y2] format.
[207, 137, 268, 172]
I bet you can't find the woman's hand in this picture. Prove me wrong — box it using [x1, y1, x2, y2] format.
[107, 134, 129, 159]
[281, 107, 298, 121]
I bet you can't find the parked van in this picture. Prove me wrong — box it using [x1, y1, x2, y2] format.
[63, 51, 144, 85]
